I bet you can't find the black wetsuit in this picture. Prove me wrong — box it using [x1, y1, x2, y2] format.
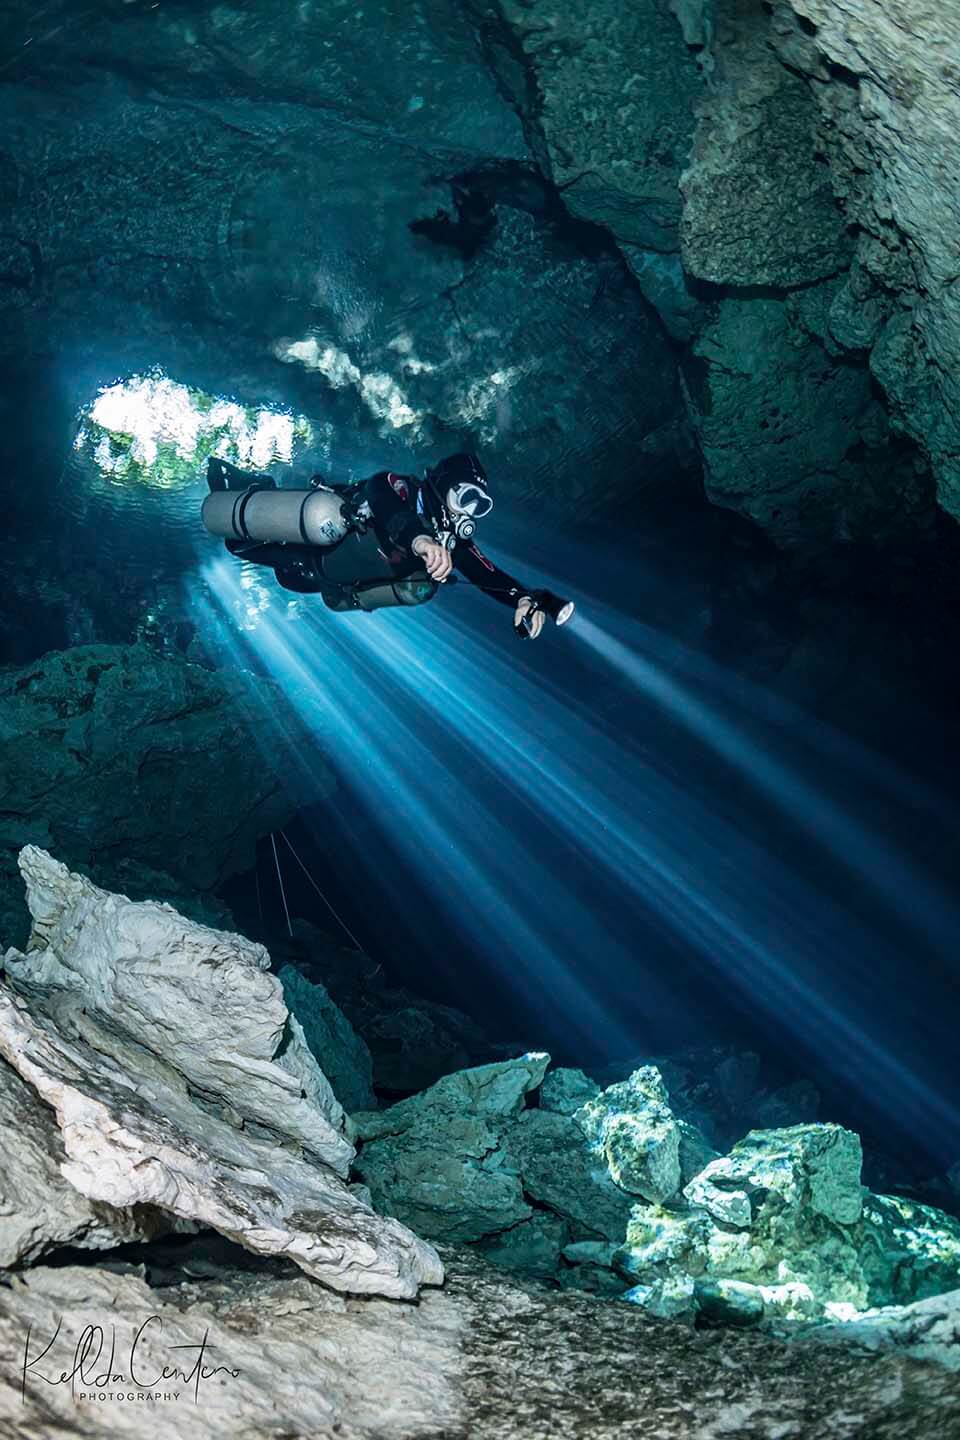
[362, 469, 530, 607]
[234, 469, 532, 610]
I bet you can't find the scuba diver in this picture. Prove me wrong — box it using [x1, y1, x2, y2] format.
[202, 451, 574, 640]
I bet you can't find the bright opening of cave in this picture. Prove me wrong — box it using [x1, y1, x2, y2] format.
[73, 370, 314, 489]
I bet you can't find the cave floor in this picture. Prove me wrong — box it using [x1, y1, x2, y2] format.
[1, 1239, 956, 1439]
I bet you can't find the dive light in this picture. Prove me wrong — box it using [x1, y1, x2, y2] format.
[517, 589, 576, 638]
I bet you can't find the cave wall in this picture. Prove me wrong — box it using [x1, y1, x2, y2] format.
[0, 0, 957, 698]
[770, 0, 960, 524]
[0, 0, 688, 526]
[468, 0, 948, 551]
[3, 0, 957, 550]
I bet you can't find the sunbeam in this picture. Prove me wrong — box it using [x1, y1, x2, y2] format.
[193, 549, 960, 1161]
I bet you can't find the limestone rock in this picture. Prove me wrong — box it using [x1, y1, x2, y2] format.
[773, 1, 960, 522]
[477, 1211, 570, 1280]
[858, 1194, 960, 1307]
[0, 1056, 171, 1267]
[670, 1, 934, 548]
[540, 1066, 600, 1116]
[427, 207, 686, 515]
[8, 847, 351, 1167]
[574, 1065, 682, 1203]
[682, 290, 927, 548]
[797, 1287, 960, 1373]
[617, 1124, 872, 1319]
[0, 849, 441, 1299]
[352, 1055, 549, 1243]
[492, 0, 702, 252]
[684, 1123, 865, 1230]
[615, 1121, 960, 1329]
[354, 1052, 550, 1141]
[504, 1108, 635, 1243]
[623, 1273, 699, 1322]
[679, 32, 850, 288]
[278, 963, 376, 1113]
[694, 1277, 768, 1329]
[678, 1118, 720, 1183]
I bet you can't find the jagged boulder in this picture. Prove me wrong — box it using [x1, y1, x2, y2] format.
[617, 1124, 870, 1320]
[540, 1066, 600, 1116]
[858, 1194, 960, 1308]
[683, 1123, 864, 1230]
[0, 848, 441, 1298]
[278, 963, 376, 1113]
[616, 1122, 960, 1328]
[503, 1107, 636, 1244]
[574, 1065, 683, 1203]
[352, 1054, 549, 1243]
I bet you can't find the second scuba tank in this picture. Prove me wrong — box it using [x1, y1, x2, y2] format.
[319, 527, 438, 609]
[201, 485, 351, 548]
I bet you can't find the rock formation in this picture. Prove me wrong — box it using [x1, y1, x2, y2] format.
[0, 848, 441, 1299]
[0, 1054, 174, 1268]
[349, 1045, 960, 1343]
[771, 0, 960, 522]
[278, 962, 376, 1113]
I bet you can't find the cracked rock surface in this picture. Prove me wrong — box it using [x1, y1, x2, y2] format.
[0, 848, 441, 1299]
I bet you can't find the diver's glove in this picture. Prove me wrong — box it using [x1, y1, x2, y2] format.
[514, 595, 545, 639]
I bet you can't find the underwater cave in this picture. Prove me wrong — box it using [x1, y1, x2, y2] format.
[1, 0, 959, 1435]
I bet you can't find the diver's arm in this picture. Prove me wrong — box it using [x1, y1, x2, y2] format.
[454, 542, 546, 638]
[453, 541, 528, 607]
[364, 471, 431, 556]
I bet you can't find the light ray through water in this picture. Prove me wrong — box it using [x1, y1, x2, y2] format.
[192, 549, 960, 1161]
[488, 543, 960, 960]
[195, 558, 645, 1059]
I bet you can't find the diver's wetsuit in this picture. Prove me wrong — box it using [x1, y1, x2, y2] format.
[363, 469, 530, 607]
[232, 469, 532, 609]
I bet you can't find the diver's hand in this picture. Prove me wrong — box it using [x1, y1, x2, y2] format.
[411, 535, 453, 582]
[515, 596, 545, 639]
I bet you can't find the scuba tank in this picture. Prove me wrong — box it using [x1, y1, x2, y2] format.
[318, 528, 437, 611]
[203, 457, 437, 611]
[201, 480, 352, 548]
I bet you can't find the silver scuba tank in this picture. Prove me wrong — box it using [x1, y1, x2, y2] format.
[204, 467, 439, 613]
[201, 485, 351, 548]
